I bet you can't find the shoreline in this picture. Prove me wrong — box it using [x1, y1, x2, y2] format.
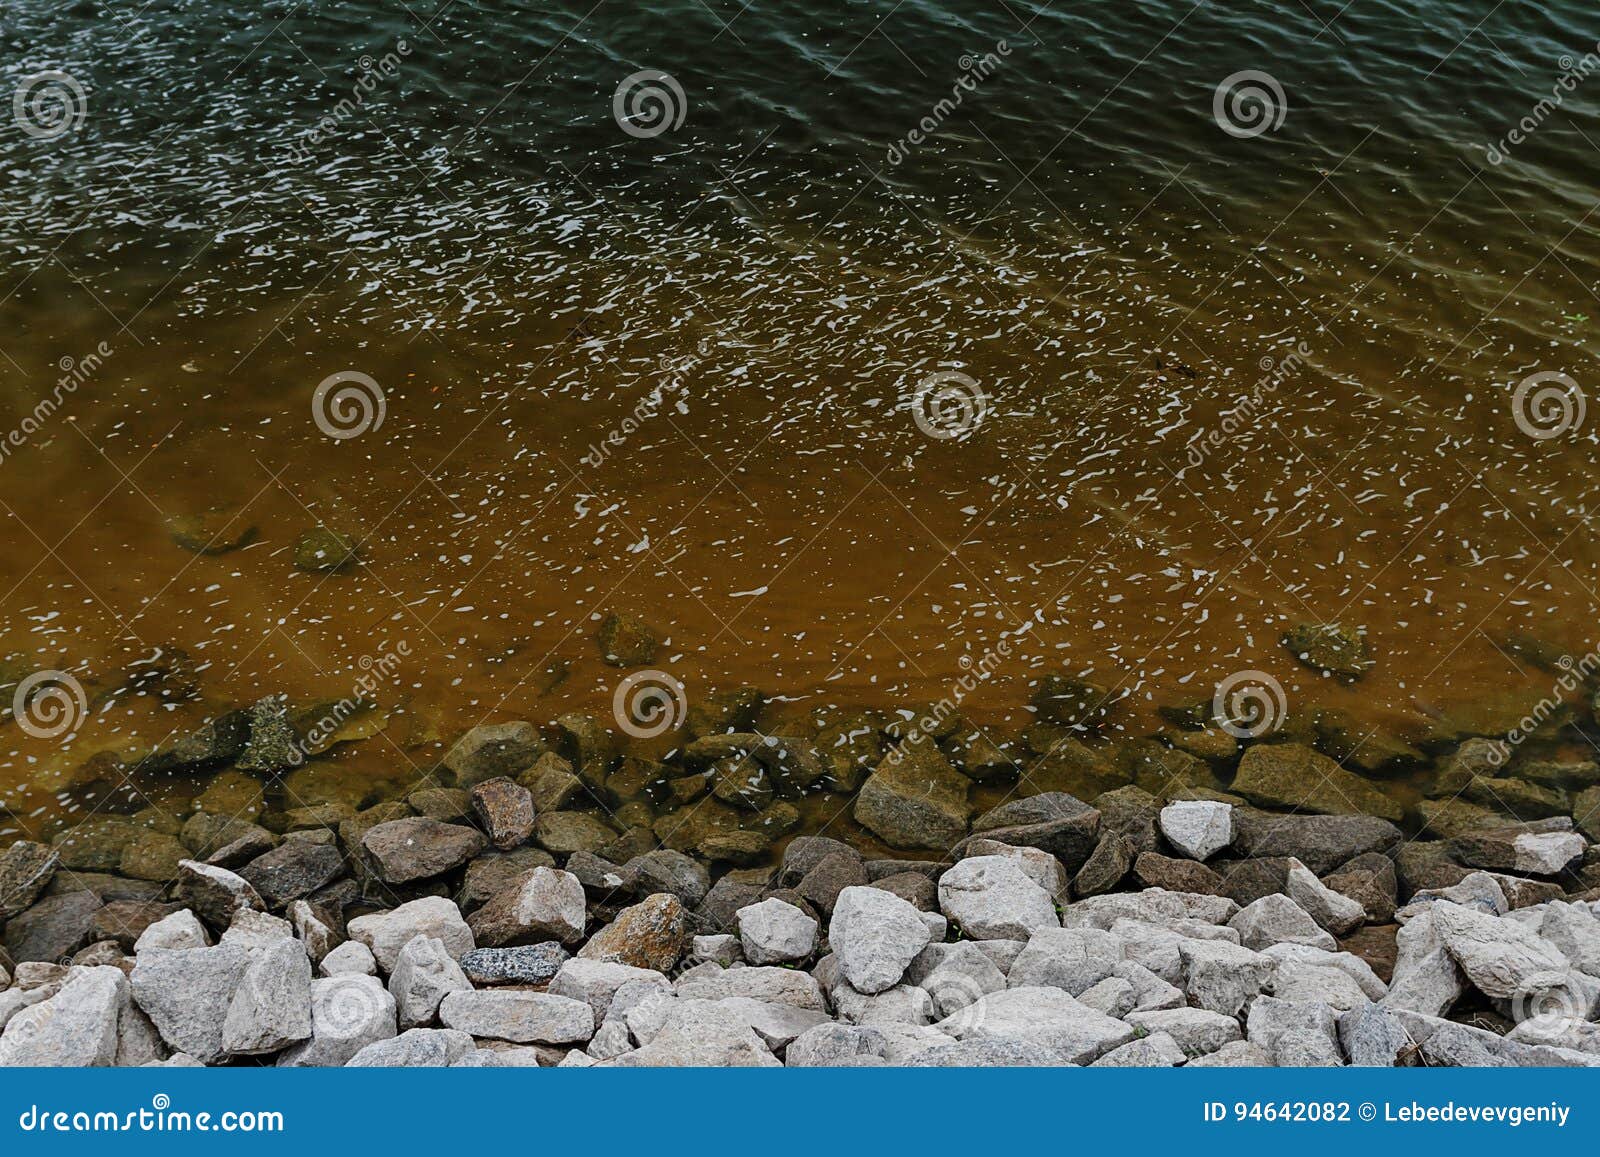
[2, 650, 1599, 1066]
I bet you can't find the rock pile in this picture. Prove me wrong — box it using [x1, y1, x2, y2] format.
[5, 783, 1600, 1066]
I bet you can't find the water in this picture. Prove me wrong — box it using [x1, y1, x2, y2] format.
[2, 0, 1598, 834]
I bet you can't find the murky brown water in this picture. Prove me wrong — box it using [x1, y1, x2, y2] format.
[2, 0, 1598, 838]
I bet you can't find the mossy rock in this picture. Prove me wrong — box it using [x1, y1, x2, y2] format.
[1282, 622, 1373, 680]
[595, 612, 659, 667]
[1028, 675, 1124, 730]
[166, 507, 258, 556]
[293, 527, 361, 573]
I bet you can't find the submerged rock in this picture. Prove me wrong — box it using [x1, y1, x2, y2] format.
[1282, 622, 1372, 679]
[292, 527, 361, 573]
[595, 612, 660, 667]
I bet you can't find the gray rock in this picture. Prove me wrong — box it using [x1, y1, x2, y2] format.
[936, 985, 1134, 1063]
[715, 996, 832, 1049]
[348, 897, 475, 973]
[4, 890, 101, 963]
[829, 886, 932, 994]
[1272, 1026, 1345, 1066]
[674, 965, 826, 1011]
[1229, 809, 1402, 874]
[1073, 832, 1134, 897]
[1382, 907, 1465, 1017]
[1159, 801, 1233, 861]
[967, 793, 1101, 870]
[468, 866, 586, 948]
[737, 898, 818, 965]
[913, 943, 1008, 1018]
[938, 856, 1059, 941]
[830, 981, 935, 1027]
[176, 860, 262, 931]
[457, 848, 559, 911]
[0, 965, 125, 1066]
[1338, 1002, 1415, 1066]
[346, 1027, 476, 1067]
[1449, 828, 1586, 877]
[1246, 994, 1340, 1056]
[220, 937, 313, 1056]
[361, 818, 486, 884]
[1007, 927, 1121, 996]
[609, 998, 780, 1067]
[1269, 961, 1373, 1010]
[131, 943, 254, 1063]
[460, 944, 569, 986]
[238, 841, 344, 909]
[1429, 900, 1571, 1000]
[784, 1022, 889, 1066]
[220, 907, 295, 952]
[548, 958, 670, 1020]
[276, 975, 398, 1067]
[1076, 976, 1137, 1018]
[908, 1037, 1071, 1066]
[389, 935, 472, 1029]
[1124, 1007, 1243, 1057]
[691, 934, 741, 966]
[1063, 887, 1237, 930]
[1178, 938, 1274, 1017]
[1091, 1032, 1186, 1067]
[439, 989, 594, 1043]
[320, 940, 377, 976]
[619, 850, 710, 908]
[133, 909, 209, 954]
[1285, 859, 1366, 935]
[1113, 960, 1186, 1011]
[287, 900, 340, 965]
[1186, 1039, 1272, 1066]
[1229, 894, 1337, 951]
[0, 841, 58, 920]
[1259, 943, 1388, 1000]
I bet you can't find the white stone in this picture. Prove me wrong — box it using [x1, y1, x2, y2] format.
[320, 940, 378, 977]
[829, 886, 932, 995]
[1177, 937, 1274, 1017]
[1285, 859, 1366, 935]
[1159, 801, 1233, 860]
[133, 909, 209, 954]
[1006, 927, 1121, 995]
[736, 898, 818, 965]
[275, 975, 397, 1067]
[389, 935, 472, 1030]
[935, 985, 1134, 1064]
[938, 856, 1059, 941]
[347, 897, 474, 973]
[439, 990, 594, 1044]
[0, 966, 125, 1066]
[1229, 893, 1337, 951]
[221, 937, 313, 1056]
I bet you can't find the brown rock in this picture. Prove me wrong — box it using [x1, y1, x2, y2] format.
[471, 777, 536, 850]
[576, 893, 690, 971]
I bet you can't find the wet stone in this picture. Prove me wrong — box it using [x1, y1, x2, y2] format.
[595, 612, 660, 668]
[1282, 621, 1373, 679]
[292, 526, 361, 573]
[470, 777, 536, 850]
